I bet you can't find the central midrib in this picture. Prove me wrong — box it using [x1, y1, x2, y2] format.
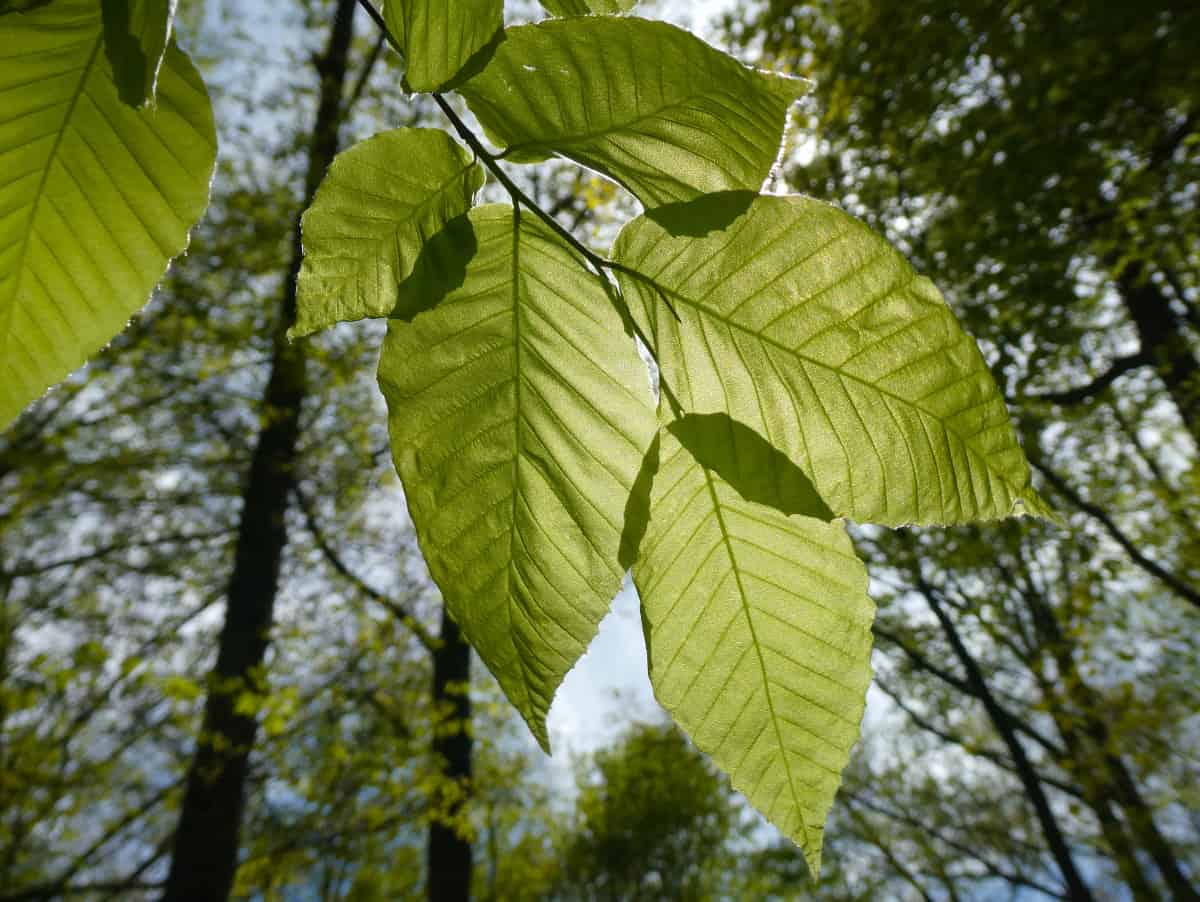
[645, 273, 1025, 499]
[1, 37, 103, 365]
[701, 466, 813, 854]
[503, 205, 538, 730]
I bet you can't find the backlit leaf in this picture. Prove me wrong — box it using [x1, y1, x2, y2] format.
[0, 0, 217, 430]
[293, 128, 485, 338]
[377, 204, 656, 747]
[538, 0, 638, 15]
[101, 0, 177, 107]
[613, 193, 1051, 525]
[634, 421, 874, 876]
[459, 18, 807, 207]
[0, 0, 51, 14]
[384, 0, 503, 93]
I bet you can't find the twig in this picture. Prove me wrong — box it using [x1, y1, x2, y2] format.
[293, 483, 437, 650]
[350, 0, 684, 410]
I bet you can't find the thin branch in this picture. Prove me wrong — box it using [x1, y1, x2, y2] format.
[844, 790, 1070, 900]
[6, 529, 233, 580]
[917, 572, 1094, 901]
[350, 0, 685, 414]
[875, 676, 1082, 800]
[340, 29, 388, 128]
[1029, 352, 1151, 405]
[1032, 460, 1200, 610]
[874, 623, 1065, 759]
[293, 484, 436, 650]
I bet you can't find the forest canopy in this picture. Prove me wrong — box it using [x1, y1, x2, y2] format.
[0, 0, 1196, 900]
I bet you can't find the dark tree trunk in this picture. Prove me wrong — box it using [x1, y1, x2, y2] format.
[1120, 262, 1200, 448]
[160, 3, 357, 898]
[1025, 585, 1199, 901]
[427, 607, 473, 902]
[919, 580, 1096, 902]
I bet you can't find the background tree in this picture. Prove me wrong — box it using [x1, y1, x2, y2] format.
[729, 0, 1200, 897]
[547, 722, 745, 902]
[3, 0, 1197, 900]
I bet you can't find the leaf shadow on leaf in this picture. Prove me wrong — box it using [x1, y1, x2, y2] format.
[617, 413, 832, 574]
[410, 24, 507, 94]
[618, 431, 660, 571]
[642, 190, 756, 238]
[391, 214, 478, 321]
[669, 413, 834, 521]
[0, 0, 52, 14]
[102, 0, 151, 107]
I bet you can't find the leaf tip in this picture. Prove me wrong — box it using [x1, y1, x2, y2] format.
[1015, 488, 1061, 525]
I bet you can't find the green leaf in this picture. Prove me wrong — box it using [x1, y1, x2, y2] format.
[669, 413, 834, 522]
[633, 422, 874, 877]
[292, 128, 486, 338]
[101, 0, 177, 107]
[0, 0, 51, 14]
[376, 204, 656, 748]
[458, 18, 807, 207]
[613, 193, 1051, 525]
[0, 0, 217, 431]
[384, 0, 503, 93]
[538, 0, 638, 15]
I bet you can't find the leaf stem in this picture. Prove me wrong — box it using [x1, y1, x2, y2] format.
[350, 0, 682, 409]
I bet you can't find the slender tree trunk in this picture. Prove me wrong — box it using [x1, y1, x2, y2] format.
[1025, 587, 1199, 901]
[1120, 261, 1200, 448]
[428, 607, 473, 902]
[160, 3, 357, 898]
[1071, 771, 1158, 899]
[919, 581, 1096, 901]
[1103, 756, 1199, 901]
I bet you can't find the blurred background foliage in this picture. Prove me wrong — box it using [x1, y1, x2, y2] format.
[0, 0, 1196, 899]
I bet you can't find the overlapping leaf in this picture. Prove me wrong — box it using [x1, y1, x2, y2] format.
[458, 18, 807, 207]
[293, 128, 485, 338]
[384, 0, 503, 93]
[101, 0, 177, 107]
[538, 0, 638, 15]
[633, 419, 874, 877]
[0, 0, 216, 430]
[613, 193, 1050, 525]
[377, 204, 656, 747]
[0, 0, 51, 14]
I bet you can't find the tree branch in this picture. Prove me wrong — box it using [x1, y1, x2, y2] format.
[1029, 352, 1151, 405]
[1032, 460, 1200, 610]
[293, 484, 436, 651]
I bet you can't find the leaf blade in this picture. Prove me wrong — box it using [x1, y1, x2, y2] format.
[0, 0, 216, 429]
[102, 0, 177, 107]
[459, 18, 807, 207]
[384, 0, 503, 93]
[538, 0, 638, 15]
[613, 194, 1050, 525]
[293, 128, 485, 338]
[377, 204, 656, 747]
[635, 424, 874, 876]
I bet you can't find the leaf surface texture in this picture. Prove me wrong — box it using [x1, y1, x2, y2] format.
[384, 0, 503, 92]
[377, 204, 656, 747]
[613, 194, 1049, 525]
[0, 0, 216, 429]
[538, 0, 637, 15]
[101, 0, 177, 107]
[294, 128, 485, 338]
[634, 423, 873, 876]
[459, 18, 806, 207]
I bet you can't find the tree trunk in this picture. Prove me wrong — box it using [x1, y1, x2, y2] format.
[1025, 585, 1199, 901]
[1120, 261, 1200, 448]
[919, 581, 1096, 901]
[160, 3, 357, 898]
[427, 606, 473, 902]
